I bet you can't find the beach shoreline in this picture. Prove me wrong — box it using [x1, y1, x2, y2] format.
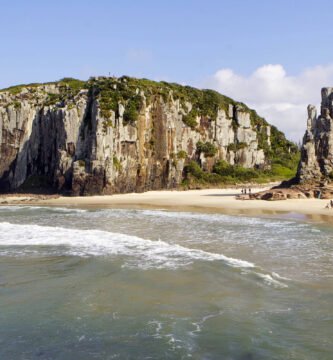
[1, 186, 333, 223]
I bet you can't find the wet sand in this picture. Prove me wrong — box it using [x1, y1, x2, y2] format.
[1, 187, 333, 222]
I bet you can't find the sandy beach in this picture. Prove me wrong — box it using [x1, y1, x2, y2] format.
[1, 186, 333, 222]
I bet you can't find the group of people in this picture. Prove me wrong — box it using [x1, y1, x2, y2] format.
[241, 188, 252, 195]
[325, 200, 333, 209]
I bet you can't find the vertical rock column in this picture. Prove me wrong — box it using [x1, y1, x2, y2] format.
[297, 88, 333, 182]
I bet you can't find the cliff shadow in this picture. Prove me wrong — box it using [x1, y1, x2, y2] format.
[0, 107, 70, 195]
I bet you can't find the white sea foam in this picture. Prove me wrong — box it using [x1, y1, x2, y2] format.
[255, 273, 288, 288]
[0, 222, 255, 270]
[143, 209, 307, 227]
[48, 207, 87, 213]
[148, 320, 163, 338]
[271, 272, 291, 281]
[0, 221, 292, 287]
[0, 205, 35, 211]
[0, 205, 87, 213]
[123, 209, 296, 226]
[83, 208, 309, 236]
[190, 310, 224, 335]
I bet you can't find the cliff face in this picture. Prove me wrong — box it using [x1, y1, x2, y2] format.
[0, 77, 277, 195]
[297, 88, 333, 183]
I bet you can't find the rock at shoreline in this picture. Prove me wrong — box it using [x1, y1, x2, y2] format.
[248, 87, 333, 201]
[239, 182, 333, 201]
[237, 187, 307, 201]
[297, 87, 333, 183]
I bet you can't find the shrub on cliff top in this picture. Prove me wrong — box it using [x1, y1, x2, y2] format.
[59, 78, 86, 92]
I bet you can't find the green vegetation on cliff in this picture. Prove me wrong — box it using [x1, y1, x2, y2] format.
[88, 76, 238, 126]
[196, 141, 218, 157]
[183, 154, 299, 187]
[1, 76, 238, 124]
[182, 109, 198, 129]
[2, 78, 87, 107]
[0, 75, 299, 185]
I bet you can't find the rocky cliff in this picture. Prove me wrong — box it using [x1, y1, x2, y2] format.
[297, 87, 333, 183]
[0, 77, 294, 195]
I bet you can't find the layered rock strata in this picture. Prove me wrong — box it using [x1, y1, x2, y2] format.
[0, 77, 275, 195]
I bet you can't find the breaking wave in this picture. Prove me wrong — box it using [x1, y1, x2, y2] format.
[0, 221, 290, 288]
[0, 222, 254, 268]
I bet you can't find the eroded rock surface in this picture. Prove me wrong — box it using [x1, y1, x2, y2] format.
[0, 77, 278, 195]
[297, 88, 333, 182]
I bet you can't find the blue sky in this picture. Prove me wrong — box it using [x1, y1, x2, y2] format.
[1, 0, 333, 140]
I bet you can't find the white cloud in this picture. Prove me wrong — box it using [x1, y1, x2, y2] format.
[205, 64, 333, 142]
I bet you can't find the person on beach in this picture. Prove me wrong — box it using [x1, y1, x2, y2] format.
[323, 200, 333, 209]
[244, 189, 247, 194]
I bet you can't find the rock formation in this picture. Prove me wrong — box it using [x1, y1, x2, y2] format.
[0, 76, 290, 195]
[297, 87, 333, 183]
[250, 88, 333, 201]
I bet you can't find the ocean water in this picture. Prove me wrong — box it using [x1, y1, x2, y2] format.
[0, 206, 332, 360]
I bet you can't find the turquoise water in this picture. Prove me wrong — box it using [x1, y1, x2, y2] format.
[0, 206, 332, 359]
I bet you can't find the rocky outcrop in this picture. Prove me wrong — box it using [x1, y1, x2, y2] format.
[245, 86, 333, 202]
[244, 188, 307, 201]
[0, 77, 278, 195]
[297, 88, 333, 183]
[245, 183, 333, 201]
